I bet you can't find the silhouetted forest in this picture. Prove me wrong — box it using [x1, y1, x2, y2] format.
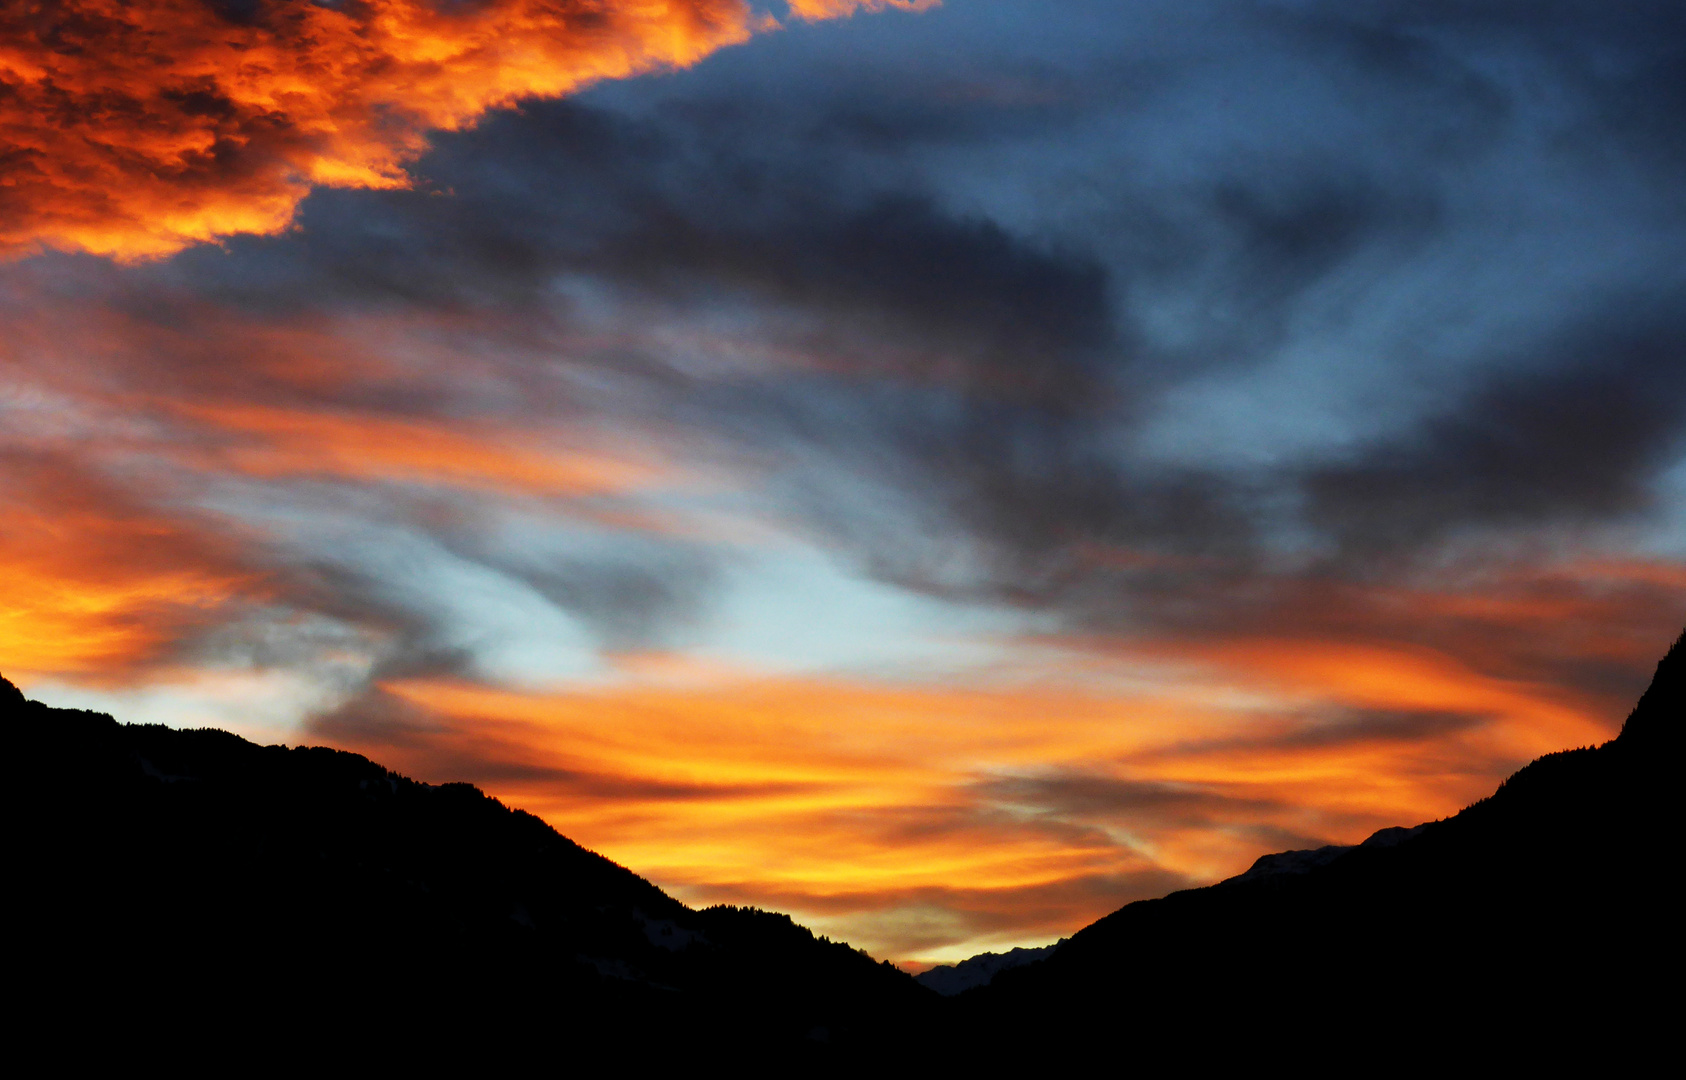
[9, 628, 1679, 1066]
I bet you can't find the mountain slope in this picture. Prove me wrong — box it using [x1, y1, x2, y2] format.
[10, 627, 1678, 1063]
[6, 680, 932, 1065]
[959, 630, 1682, 1063]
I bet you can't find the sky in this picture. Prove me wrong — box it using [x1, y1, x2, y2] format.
[3, 0, 1684, 966]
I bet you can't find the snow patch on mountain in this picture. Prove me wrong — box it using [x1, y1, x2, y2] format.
[915, 942, 1063, 996]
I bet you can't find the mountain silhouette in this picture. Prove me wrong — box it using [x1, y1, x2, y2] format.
[7, 682, 932, 1066]
[915, 941, 1062, 996]
[9, 627, 1678, 1064]
[955, 629, 1681, 1065]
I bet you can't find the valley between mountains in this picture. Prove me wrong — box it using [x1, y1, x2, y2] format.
[11, 629, 1678, 1066]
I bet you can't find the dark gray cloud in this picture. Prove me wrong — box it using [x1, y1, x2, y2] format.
[162, 105, 1116, 409]
[1173, 707, 1492, 757]
[264, 2, 1686, 580]
[426, 509, 722, 651]
[1306, 313, 1686, 549]
[19, 0, 1686, 674]
[980, 771, 1282, 819]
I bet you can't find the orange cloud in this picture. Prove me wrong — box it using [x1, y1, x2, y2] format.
[332, 672, 1187, 957]
[0, 0, 910, 261]
[6, 288, 1677, 961]
[0, 458, 259, 680]
[6, 388, 1677, 961]
[315, 618, 1635, 963]
[177, 401, 671, 496]
[786, 0, 934, 20]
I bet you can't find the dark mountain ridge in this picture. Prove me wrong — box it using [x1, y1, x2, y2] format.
[6, 680, 931, 1065]
[958, 629, 1682, 1063]
[10, 627, 1679, 1064]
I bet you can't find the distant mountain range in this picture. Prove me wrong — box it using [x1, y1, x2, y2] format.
[915, 942, 1063, 996]
[10, 628, 1678, 1063]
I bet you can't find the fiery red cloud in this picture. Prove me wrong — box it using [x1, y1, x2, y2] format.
[0, 0, 919, 261]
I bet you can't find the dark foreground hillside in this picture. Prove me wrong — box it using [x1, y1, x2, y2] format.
[10, 629, 1679, 1065]
[6, 680, 933, 1066]
[959, 630, 1682, 1065]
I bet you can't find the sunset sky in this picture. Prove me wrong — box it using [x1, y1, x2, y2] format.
[4, 0, 1684, 965]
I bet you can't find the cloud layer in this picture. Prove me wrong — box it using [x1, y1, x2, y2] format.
[4, 0, 1685, 963]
